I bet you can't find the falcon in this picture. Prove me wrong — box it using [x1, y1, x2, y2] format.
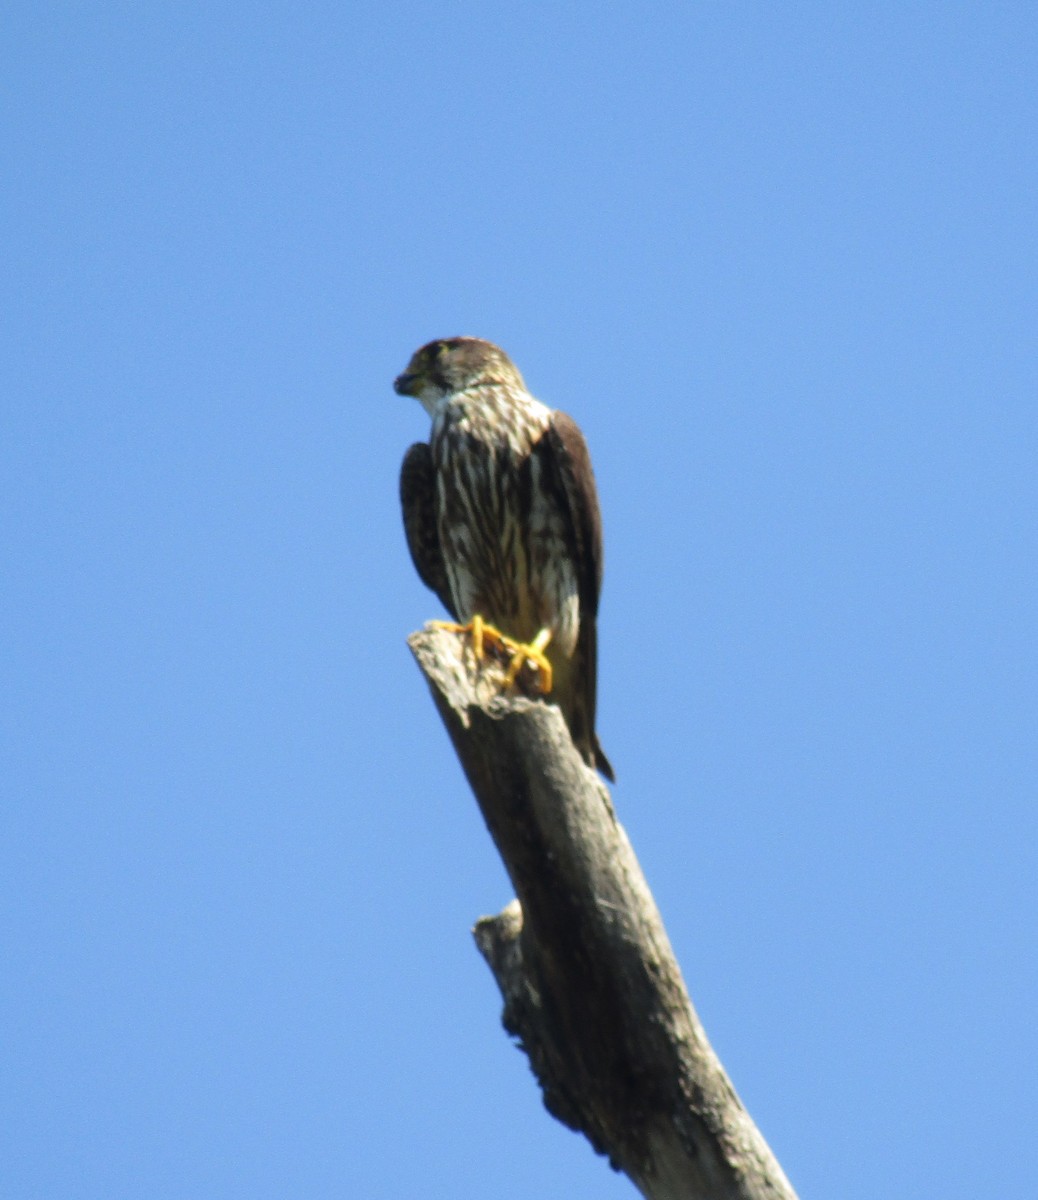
[395, 337, 614, 781]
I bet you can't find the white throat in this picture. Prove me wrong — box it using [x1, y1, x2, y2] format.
[417, 385, 450, 418]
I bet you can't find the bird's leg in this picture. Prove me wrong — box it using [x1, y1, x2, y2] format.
[503, 627, 553, 694]
[430, 614, 497, 661]
[429, 617, 553, 694]
[430, 614, 513, 670]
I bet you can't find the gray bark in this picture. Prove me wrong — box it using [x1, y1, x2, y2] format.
[409, 624, 797, 1200]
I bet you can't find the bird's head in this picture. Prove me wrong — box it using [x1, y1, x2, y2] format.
[394, 338, 526, 414]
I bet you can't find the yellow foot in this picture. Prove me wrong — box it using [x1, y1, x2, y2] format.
[503, 627, 553, 694]
[430, 618, 553, 694]
[430, 614, 496, 662]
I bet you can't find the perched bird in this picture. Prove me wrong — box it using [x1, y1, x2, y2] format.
[395, 337, 613, 781]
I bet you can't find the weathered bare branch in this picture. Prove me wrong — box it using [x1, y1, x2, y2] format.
[409, 624, 797, 1200]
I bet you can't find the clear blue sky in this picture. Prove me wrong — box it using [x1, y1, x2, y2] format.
[4, 5, 1035, 1197]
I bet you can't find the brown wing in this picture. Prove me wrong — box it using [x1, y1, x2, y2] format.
[399, 442, 457, 619]
[544, 412, 604, 616]
[542, 412, 614, 781]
